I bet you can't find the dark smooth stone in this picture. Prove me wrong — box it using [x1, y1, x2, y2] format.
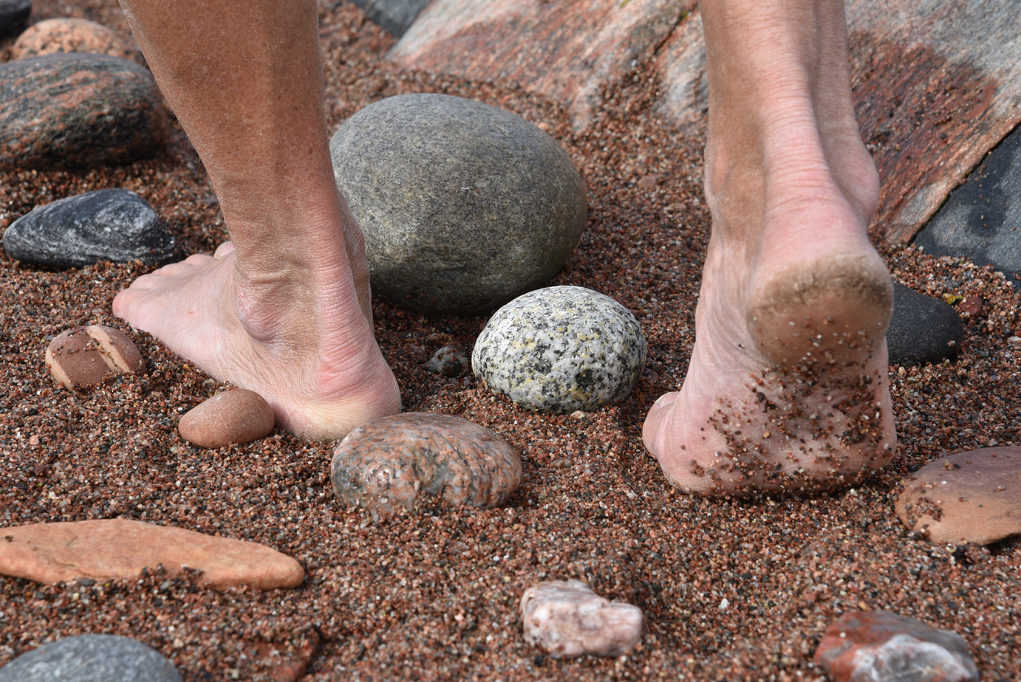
[3, 189, 178, 268]
[349, 0, 430, 37]
[0, 0, 30, 38]
[0, 634, 181, 682]
[887, 282, 963, 366]
[0, 53, 168, 170]
[916, 125, 1021, 289]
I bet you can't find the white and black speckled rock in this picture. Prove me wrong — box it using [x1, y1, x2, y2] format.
[0, 0, 30, 39]
[426, 344, 470, 377]
[0, 634, 181, 682]
[887, 282, 963, 366]
[472, 286, 647, 413]
[330, 93, 586, 315]
[331, 412, 521, 520]
[3, 189, 177, 267]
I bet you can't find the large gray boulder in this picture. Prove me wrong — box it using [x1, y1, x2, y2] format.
[330, 93, 587, 315]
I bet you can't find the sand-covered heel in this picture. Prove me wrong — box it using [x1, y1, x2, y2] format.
[746, 254, 893, 367]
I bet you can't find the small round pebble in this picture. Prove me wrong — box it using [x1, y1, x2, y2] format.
[521, 579, 644, 659]
[178, 389, 275, 448]
[45, 325, 143, 389]
[895, 446, 1020, 545]
[331, 412, 522, 520]
[887, 282, 964, 366]
[472, 285, 647, 412]
[425, 344, 470, 377]
[11, 18, 137, 61]
[0, 634, 182, 682]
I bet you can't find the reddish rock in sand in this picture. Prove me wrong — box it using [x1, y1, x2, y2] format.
[521, 579, 643, 658]
[331, 412, 521, 519]
[11, 18, 138, 61]
[814, 610, 979, 682]
[45, 325, 144, 389]
[178, 389, 275, 448]
[0, 519, 304, 589]
[895, 447, 1021, 545]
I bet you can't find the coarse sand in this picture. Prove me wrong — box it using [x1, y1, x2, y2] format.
[1, 2, 1018, 679]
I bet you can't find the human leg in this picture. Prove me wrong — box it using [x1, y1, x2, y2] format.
[113, 0, 400, 439]
[642, 0, 895, 494]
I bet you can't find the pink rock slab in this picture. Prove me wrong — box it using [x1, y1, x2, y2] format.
[0, 519, 304, 589]
[895, 446, 1021, 545]
[814, 610, 979, 682]
[521, 579, 643, 658]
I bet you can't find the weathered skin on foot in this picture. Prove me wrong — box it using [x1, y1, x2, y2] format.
[642, 0, 897, 495]
[113, 241, 401, 440]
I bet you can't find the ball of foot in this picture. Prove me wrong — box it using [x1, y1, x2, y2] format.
[178, 389, 276, 449]
[331, 412, 522, 520]
[329, 93, 586, 315]
[45, 325, 143, 389]
[472, 286, 647, 413]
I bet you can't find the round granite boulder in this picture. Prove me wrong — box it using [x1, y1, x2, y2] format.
[472, 286, 647, 413]
[329, 93, 586, 315]
[0, 53, 168, 170]
[11, 18, 138, 61]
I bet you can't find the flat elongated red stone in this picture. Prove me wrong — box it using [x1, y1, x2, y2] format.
[0, 519, 304, 589]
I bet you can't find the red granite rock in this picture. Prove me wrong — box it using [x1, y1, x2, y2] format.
[45, 325, 144, 389]
[178, 389, 276, 449]
[0, 519, 304, 589]
[331, 412, 522, 519]
[0, 53, 168, 170]
[11, 18, 138, 61]
[895, 447, 1021, 545]
[814, 610, 979, 682]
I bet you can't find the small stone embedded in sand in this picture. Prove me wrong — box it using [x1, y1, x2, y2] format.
[895, 446, 1021, 545]
[520, 579, 643, 658]
[472, 286, 647, 413]
[426, 344, 470, 377]
[887, 282, 964, 366]
[0, 54, 168, 170]
[3, 188, 178, 268]
[11, 18, 137, 61]
[331, 412, 521, 519]
[0, 518, 304, 589]
[330, 93, 587, 315]
[45, 325, 143, 389]
[178, 388, 275, 448]
[0, 634, 182, 682]
[814, 610, 979, 682]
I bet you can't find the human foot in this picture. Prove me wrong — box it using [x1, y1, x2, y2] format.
[642, 0, 896, 495]
[113, 239, 401, 440]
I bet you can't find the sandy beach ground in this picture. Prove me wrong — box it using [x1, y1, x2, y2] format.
[1, 2, 1018, 679]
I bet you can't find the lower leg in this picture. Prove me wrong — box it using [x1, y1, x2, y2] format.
[643, 0, 895, 494]
[113, 0, 400, 438]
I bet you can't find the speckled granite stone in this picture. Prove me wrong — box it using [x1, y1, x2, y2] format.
[330, 93, 586, 314]
[814, 611, 978, 682]
[0, 54, 168, 170]
[0, 0, 30, 39]
[11, 18, 137, 61]
[521, 579, 644, 659]
[472, 286, 647, 412]
[331, 412, 522, 520]
[0, 634, 181, 682]
[3, 189, 177, 267]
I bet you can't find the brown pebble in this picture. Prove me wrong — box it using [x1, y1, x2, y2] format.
[11, 18, 137, 61]
[45, 325, 143, 389]
[895, 446, 1021, 545]
[0, 518, 304, 589]
[331, 412, 522, 519]
[178, 389, 275, 448]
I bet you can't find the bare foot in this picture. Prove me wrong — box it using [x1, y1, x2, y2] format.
[642, 0, 896, 495]
[114, 237, 401, 440]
